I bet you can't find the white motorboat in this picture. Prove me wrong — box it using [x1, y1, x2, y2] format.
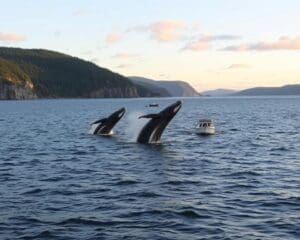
[195, 119, 215, 135]
[147, 103, 159, 107]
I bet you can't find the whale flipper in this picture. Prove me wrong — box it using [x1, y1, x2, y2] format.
[137, 101, 182, 144]
[138, 114, 160, 119]
[91, 118, 107, 125]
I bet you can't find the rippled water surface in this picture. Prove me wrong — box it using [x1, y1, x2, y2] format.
[0, 97, 299, 239]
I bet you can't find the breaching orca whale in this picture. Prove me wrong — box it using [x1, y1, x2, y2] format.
[90, 108, 126, 135]
[137, 101, 182, 143]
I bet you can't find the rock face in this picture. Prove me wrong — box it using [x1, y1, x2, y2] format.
[88, 87, 139, 98]
[0, 78, 37, 100]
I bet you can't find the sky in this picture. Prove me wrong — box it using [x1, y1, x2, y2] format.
[1, 0, 300, 91]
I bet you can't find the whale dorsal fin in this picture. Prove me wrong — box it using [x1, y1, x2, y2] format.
[139, 114, 160, 119]
[91, 118, 107, 125]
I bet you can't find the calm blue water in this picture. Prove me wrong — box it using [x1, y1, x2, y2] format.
[0, 97, 299, 240]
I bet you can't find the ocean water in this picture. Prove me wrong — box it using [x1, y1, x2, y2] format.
[0, 97, 299, 240]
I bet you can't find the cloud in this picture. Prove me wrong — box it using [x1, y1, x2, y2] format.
[149, 20, 186, 42]
[197, 33, 241, 41]
[129, 20, 186, 42]
[182, 33, 240, 51]
[111, 52, 139, 59]
[128, 21, 240, 48]
[0, 32, 26, 42]
[105, 32, 122, 44]
[222, 44, 249, 51]
[182, 40, 210, 51]
[223, 36, 300, 51]
[116, 64, 130, 69]
[227, 64, 251, 69]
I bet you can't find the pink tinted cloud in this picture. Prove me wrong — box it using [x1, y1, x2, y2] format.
[0, 32, 26, 42]
[223, 36, 300, 51]
[105, 32, 122, 44]
[182, 33, 240, 51]
[182, 39, 210, 51]
[129, 20, 186, 42]
[197, 33, 240, 41]
[149, 20, 186, 42]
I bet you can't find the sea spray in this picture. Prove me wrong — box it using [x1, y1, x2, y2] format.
[125, 111, 148, 142]
[88, 123, 98, 134]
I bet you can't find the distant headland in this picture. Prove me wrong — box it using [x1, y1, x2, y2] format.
[200, 85, 300, 96]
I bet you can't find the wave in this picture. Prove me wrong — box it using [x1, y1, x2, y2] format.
[121, 191, 164, 198]
[163, 180, 199, 185]
[22, 188, 43, 195]
[118, 208, 207, 220]
[21, 230, 54, 239]
[57, 217, 134, 227]
[175, 209, 204, 219]
[222, 170, 261, 177]
[269, 147, 289, 151]
[114, 179, 138, 185]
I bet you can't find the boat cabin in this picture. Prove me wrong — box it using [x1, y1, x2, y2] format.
[198, 119, 213, 127]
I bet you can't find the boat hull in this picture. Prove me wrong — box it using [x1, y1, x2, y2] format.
[196, 126, 215, 135]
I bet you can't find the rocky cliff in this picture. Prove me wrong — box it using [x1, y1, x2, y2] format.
[87, 87, 139, 98]
[0, 77, 37, 100]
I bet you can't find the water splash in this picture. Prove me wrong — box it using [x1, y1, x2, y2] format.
[124, 111, 148, 142]
[88, 123, 114, 135]
[88, 123, 98, 134]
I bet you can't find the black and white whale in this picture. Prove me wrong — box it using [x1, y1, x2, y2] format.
[137, 101, 182, 143]
[90, 108, 126, 135]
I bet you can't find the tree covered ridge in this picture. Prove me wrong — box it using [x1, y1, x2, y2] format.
[0, 57, 32, 86]
[0, 47, 155, 98]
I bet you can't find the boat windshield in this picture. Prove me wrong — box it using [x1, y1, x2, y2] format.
[198, 120, 213, 127]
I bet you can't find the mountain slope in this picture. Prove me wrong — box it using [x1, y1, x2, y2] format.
[201, 89, 237, 96]
[156, 81, 199, 97]
[0, 47, 158, 99]
[130, 76, 199, 97]
[130, 76, 171, 97]
[234, 84, 300, 96]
